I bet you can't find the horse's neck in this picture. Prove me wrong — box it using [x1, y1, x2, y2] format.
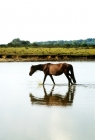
[35, 64, 44, 71]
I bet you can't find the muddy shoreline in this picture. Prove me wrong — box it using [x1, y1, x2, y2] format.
[0, 55, 95, 62]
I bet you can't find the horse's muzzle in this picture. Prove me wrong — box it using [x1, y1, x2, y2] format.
[29, 72, 31, 76]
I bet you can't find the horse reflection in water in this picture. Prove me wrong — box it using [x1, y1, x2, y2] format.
[29, 85, 76, 106]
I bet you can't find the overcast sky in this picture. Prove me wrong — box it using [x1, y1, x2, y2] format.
[0, 0, 95, 44]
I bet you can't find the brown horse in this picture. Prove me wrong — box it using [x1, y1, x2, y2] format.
[29, 63, 76, 85]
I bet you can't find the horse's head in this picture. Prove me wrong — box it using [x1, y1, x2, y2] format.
[29, 65, 35, 76]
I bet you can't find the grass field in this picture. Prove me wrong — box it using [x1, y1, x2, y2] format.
[0, 47, 95, 56]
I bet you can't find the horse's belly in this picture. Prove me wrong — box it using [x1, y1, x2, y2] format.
[49, 65, 64, 75]
[54, 72, 63, 76]
[50, 69, 63, 75]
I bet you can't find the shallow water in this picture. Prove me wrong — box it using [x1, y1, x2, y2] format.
[0, 61, 95, 140]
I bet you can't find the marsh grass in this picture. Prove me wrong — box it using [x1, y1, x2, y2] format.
[0, 47, 95, 56]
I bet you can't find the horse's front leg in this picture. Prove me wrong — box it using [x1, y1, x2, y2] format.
[49, 75, 55, 85]
[43, 74, 47, 84]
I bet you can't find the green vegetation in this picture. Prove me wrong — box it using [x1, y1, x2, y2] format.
[1, 38, 95, 48]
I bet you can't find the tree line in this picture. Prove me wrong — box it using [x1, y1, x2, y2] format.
[0, 38, 95, 48]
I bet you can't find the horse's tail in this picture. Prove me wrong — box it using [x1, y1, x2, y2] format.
[69, 64, 76, 83]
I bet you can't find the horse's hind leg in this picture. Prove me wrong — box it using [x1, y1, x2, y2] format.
[68, 73, 73, 83]
[65, 74, 73, 86]
[49, 75, 55, 85]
